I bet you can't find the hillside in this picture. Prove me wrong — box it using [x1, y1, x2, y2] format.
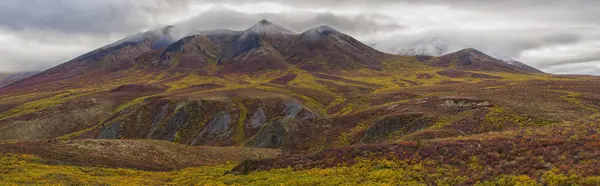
[1, 20, 599, 185]
[0, 72, 39, 88]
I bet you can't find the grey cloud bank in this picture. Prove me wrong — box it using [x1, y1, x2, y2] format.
[0, 0, 598, 75]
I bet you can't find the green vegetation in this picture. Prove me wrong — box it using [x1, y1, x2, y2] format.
[3, 153, 600, 185]
[233, 99, 248, 142]
[0, 91, 84, 120]
[483, 107, 555, 131]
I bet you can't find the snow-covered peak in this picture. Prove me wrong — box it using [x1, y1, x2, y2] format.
[300, 25, 342, 41]
[246, 19, 296, 36]
[491, 55, 543, 73]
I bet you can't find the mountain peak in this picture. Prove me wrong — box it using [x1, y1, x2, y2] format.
[102, 25, 177, 50]
[457, 48, 479, 53]
[455, 48, 487, 55]
[246, 19, 295, 36]
[300, 25, 342, 41]
[308, 25, 339, 34]
[258, 19, 272, 25]
[435, 48, 543, 73]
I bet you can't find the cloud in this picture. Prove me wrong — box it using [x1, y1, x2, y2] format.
[519, 40, 600, 68]
[0, 28, 114, 72]
[543, 61, 600, 75]
[370, 29, 583, 56]
[0, 0, 198, 34]
[176, 8, 405, 35]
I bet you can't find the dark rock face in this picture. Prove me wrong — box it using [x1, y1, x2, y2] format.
[251, 107, 267, 129]
[89, 97, 316, 148]
[457, 51, 474, 66]
[160, 35, 195, 58]
[98, 122, 121, 139]
[282, 101, 303, 118]
[145, 103, 171, 138]
[249, 119, 297, 148]
[220, 33, 263, 63]
[205, 111, 232, 136]
[298, 109, 317, 120]
[191, 111, 232, 145]
[361, 114, 432, 144]
[150, 108, 189, 142]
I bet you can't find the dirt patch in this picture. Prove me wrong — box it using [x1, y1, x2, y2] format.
[110, 84, 166, 93]
[312, 73, 379, 88]
[416, 73, 434, 79]
[269, 74, 297, 85]
[437, 70, 502, 79]
[437, 80, 463, 84]
[172, 83, 225, 95]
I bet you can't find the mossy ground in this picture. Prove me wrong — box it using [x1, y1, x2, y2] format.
[2, 145, 600, 185]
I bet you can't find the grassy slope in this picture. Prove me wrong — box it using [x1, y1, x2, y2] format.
[0, 139, 279, 171]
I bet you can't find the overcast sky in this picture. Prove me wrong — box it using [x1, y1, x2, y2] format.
[1, 0, 599, 75]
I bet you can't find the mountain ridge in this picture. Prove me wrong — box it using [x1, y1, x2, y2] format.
[394, 37, 542, 73]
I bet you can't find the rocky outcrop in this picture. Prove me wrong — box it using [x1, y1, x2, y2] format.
[92, 97, 316, 148]
[282, 101, 303, 118]
[191, 111, 232, 145]
[250, 107, 267, 128]
[98, 122, 121, 139]
[248, 118, 298, 149]
[149, 108, 189, 142]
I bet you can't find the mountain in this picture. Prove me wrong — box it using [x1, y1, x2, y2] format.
[395, 37, 543, 73]
[9, 20, 543, 91]
[284, 25, 391, 71]
[7, 26, 181, 89]
[0, 71, 39, 88]
[427, 48, 544, 73]
[10, 20, 392, 87]
[215, 20, 293, 73]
